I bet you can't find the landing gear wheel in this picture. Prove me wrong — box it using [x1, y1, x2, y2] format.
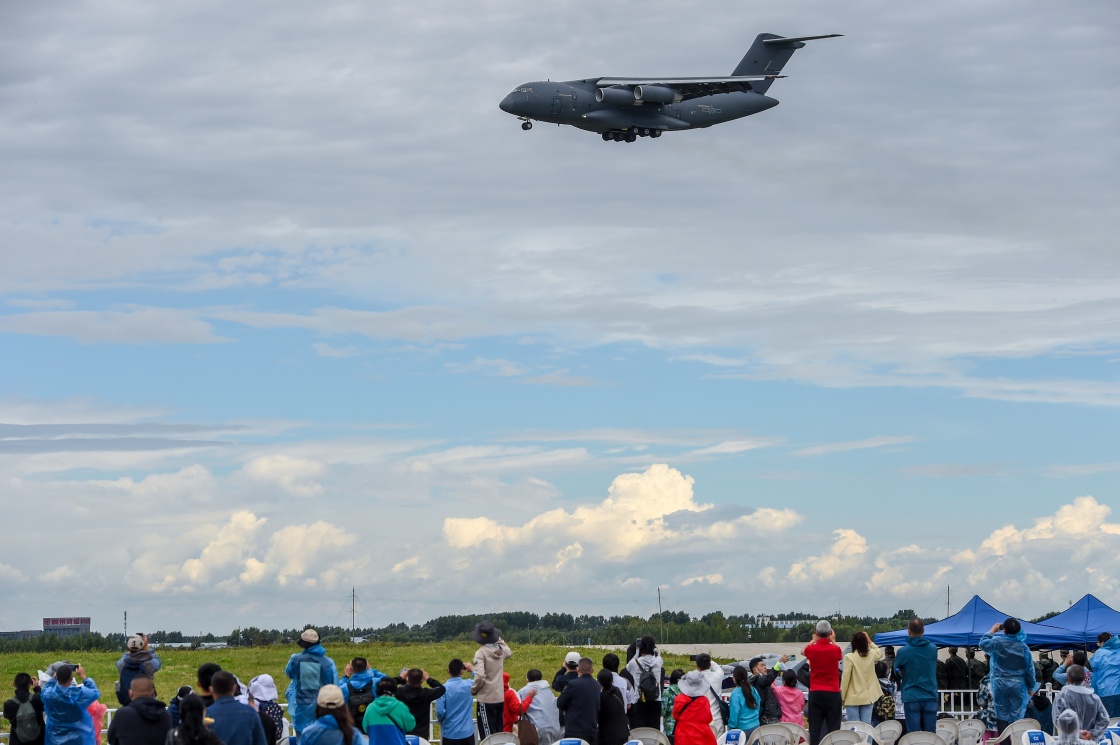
[612, 132, 622, 142]
[625, 133, 637, 143]
[602, 132, 612, 141]
[521, 121, 532, 130]
[641, 128, 651, 136]
[651, 130, 662, 138]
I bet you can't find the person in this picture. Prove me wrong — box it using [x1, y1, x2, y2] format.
[967, 649, 989, 685]
[1027, 689, 1054, 737]
[116, 636, 162, 708]
[895, 617, 938, 734]
[625, 636, 664, 729]
[206, 672, 266, 745]
[518, 670, 561, 745]
[946, 648, 969, 696]
[694, 654, 725, 739]
[661, 670, 685, 743]
[40, 663, 100, 745]
[435, 660, 474, 745]
[841, 631, 884, 724]
[362, 679, 413, 745]
[165, 694, 223, 745]
[167, 687, 193, 729]
[340, 659, 385, 733]
[247, 676, 283, 745]
[672, 671, 716, 745]
[394, 669, 444, 738]
[601, 655, 633, 714]
[869, 662, 895, 728]
[978, 618, 1037, 738]
[106, 677, 171, 745]
[469, 620, 512, 740]
[196, 665, 223, 707]
[597, 670, 629, 745]
[1052, 666, 1108, 741]
[285, 629, 339, 737]
[1092, 632, 1120, 717]
[557, 658, 600, 745]
[4, 672, 45, 745]
[748, 655, 788, 726]
[803, 620, 843, 745]
[1055, 652, 1092, 687]
[554, 653, 580, 694]
[976, 675, 997, 739]
[500, 673, 521, 733]
[1054, 708, 1096, 745]
[298, 685, 367, 745]
[775, 669, 805, 726]
[1037, 652, 1059, 690]
[728, 666, 761, 740]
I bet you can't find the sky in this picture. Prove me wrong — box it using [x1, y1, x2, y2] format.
[1, 0, 1119, 636]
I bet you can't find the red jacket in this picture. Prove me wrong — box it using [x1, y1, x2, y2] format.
[803, 638, 843, 693]
[672, 695, 715, 745]
[502, 674, 522, 732]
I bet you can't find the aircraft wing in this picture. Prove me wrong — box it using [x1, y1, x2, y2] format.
[595, 75, 781, 101]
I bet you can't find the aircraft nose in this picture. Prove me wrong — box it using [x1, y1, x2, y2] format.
[499, 94, 516, 114]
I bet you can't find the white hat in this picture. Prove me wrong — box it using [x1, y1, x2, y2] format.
[300, 629, 320, 644]
[248, 674, 279, 702]
[565, 651, 580, 665]
[317, 684, 345, 709]
[678, 670, 708, 698]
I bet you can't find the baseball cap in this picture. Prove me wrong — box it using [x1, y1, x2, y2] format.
[564, 651, 580, 665]
[300, 629, 320, 644]
[317, 684, 345, 709]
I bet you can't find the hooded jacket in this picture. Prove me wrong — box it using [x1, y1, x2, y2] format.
[471, 640, 513, 704]
[895, 636, 938, 703]
[41, 678, 101, 745]
[774, 684, 805, 725]
[1052, 685, 1109, 740]
[284, 644, 339, 733]
[395, 677, 444, 737]
[501, 673, 522, 732]
[517, 679, 561, 744]
[106, 697, 171, 745]
[672, 695, 715, 745]
[979, 631, 1036, 721]
[1091, 635, 1120, 698]
[361, 694, 414, 745]
[299, 713, 368, 745]
[625, 655, 664, 703]
[340, 669, 386, 705]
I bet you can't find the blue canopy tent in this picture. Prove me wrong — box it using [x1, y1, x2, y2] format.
[873, 595, 1079, 649]
[1037, 594, 1120, 650]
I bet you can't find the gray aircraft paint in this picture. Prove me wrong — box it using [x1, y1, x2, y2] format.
[499, 33, 840, 141]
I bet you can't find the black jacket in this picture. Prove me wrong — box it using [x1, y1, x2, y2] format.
[396, 679, 445, 737]
[553, 668, 578, 693]
[107, 696, 172, 745]
[556, 675, 600, 739]
[945, 655, 969, 690]
[598, 687, 629, 745]
[750, 669, 781, 723]
[3, 690, 45, 745]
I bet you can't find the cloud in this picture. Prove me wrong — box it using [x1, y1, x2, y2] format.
[445, 357, 528, 377]
[312, 342, 358, 358]
[40, 565, 76, 583]
[0, 308, 230, 344]
[241, 454, 326, 496]
[793, 436, 917, 457]
[681, 573, 723, 586]
[180, 511, 269, 586]
[786, 529, 870, 583]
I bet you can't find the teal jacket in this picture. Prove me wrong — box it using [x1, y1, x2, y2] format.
[895, 636, 938, 703]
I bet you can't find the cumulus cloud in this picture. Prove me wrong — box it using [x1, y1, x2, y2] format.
[785, 529, 870, 583]
[241, 454, 326, 496]
[180, 511, 269, 585]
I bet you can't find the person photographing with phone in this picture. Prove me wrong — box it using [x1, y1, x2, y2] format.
[41, 663, 101, 745]
[979, 618, 1037, 740]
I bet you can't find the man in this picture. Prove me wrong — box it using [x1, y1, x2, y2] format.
[557, 658, 600, 745]
[207, 671, 267, 745]
[340, 658, 386, 732]
[396, 668, 445, 738]
[284, 628, 339, 736]
[694, 653, 726, 739]
[946, 648, 969, 693]
[40, 663, 100, 745]
[966, 648, 987, 689]
[196, 663, 223, 706]
[749, 655, 791, 725]
[520, 669, 562, 745]
[1092, 631, 1120, 717]
[803, 620, 843, 745]
[553, 652, 580, 693]
[895, 618, 938, 734]
[979, 618, 1037, 738]
[115, 635, 161, 707]
[470, 620, 513, 740]
[5, 672, 45, 745]
[107, 677, 171, 745]
[1037, 652, 1059, 689]
[436, 660, 475, 745]
[1052, 665, 1109, 741]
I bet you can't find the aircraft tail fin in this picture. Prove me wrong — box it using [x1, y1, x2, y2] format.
[732, 33, 841, 93]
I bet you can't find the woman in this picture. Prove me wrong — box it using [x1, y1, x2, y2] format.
[775, 669, 805, 726]
[248, 675, 285, 745]
[165, 694, 224, 745]
[661, 670, 685, 743]
[840, 631, 884, 724]
[672, 671, 716, 745]
[299, 685, 367, 745]
[728, 666, 760, 739]
[625, 636, 664, 729]
[598, 670, 630, 745]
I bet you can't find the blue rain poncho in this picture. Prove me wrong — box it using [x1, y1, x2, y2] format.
[40, 678, 101, 745]
[285, 644, 339, 734]
[979, 631, 1036, 722]
[299, 713, 368, 745]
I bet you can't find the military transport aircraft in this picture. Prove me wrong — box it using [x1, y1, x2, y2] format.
[499, 33, 840, 143]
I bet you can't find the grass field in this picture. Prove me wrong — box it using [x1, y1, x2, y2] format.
[0, 643, 701, 733]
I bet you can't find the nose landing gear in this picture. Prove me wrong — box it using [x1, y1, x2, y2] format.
[520, 120, 533, 131]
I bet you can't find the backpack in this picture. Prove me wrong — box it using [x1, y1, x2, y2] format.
[638, 666, 659, 703]
[117, 659, 146, 706]
[12, 697, 41, 742]
[347, 680, 375, 733]
[872, 693, 896, 722]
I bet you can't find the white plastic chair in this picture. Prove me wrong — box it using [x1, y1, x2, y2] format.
[722, 730, 748, 745]
[745, 725, 793, 745]
[897, 732, 948, 745]
[843, 721, 879, 744]
[405, 737, 432, 745]
[875, 721, 902, 745]
[956, 720, 985, 745]
[820, 731, 865, 745]
[630, 728, 672, 745]
[997, 719, 1041, 745]
[1018, 731, 1050, 745]
[555, 739, 591, 745]
[480, 735, 519, 745]
[936, 719, 960, 745]
[784, 724, 810, 745]
[1109, 720, 1120, 729]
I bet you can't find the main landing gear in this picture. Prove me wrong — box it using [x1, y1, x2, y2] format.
[520, 120, 533, 130]
[601, 127, 662, 143]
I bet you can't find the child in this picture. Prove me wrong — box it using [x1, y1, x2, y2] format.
[775, 669, 806, 726]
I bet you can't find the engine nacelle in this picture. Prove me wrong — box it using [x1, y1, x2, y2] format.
[596, 86, 636, 106]
[633, 85, 679, 104]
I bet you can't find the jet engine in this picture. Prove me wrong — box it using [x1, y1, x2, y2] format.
[633, 85, 679, 104]
[595, 86, 636, 106]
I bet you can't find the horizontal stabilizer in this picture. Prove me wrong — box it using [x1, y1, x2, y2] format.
[762, 34, 843, 45]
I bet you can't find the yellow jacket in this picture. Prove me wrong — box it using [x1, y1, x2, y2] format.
[841, 643, 885, 706]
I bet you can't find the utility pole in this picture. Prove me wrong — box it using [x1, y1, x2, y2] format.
[657, 587, 665, 643]
[351, 587, 357, 639]
[947, 585, 951, 618]
[124, 611, 127, 638]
